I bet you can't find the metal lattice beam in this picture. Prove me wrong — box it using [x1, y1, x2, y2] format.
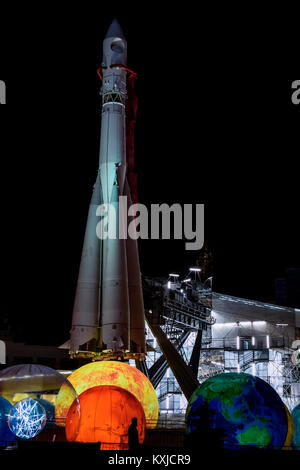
[148, 330, 190, 388]
[146, 313, 200, 401]
[188, 329, 203, 377]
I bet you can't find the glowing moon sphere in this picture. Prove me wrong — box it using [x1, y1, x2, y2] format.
[56, 361, 158, 428]
[66, 385, 146, 450]
[8, 398, 47, 439]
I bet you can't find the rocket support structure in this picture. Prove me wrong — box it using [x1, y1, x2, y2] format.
[69, 20, 145, 360]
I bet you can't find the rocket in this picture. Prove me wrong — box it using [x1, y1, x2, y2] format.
[68, 19, 146, 359]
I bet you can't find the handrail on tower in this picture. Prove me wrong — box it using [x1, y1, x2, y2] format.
[97, 65, 138, 81]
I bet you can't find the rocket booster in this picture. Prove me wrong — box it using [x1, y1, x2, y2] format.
[69, 20, 146, 358]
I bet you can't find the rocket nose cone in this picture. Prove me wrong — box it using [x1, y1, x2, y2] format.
[105, 18, 126, 39]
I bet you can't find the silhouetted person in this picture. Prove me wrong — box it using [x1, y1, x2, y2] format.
[128, 417, 139, 451]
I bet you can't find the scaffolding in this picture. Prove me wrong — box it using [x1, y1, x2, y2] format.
[145, 328, 300, 414]
[143, 274, 300, 415]
[143, 270, 214, 414]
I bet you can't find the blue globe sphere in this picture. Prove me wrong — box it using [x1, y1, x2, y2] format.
[0, 396, 15, 447]
[186, 373, 288, 450]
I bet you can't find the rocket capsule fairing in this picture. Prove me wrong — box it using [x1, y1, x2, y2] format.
[69, 19, 146, 358]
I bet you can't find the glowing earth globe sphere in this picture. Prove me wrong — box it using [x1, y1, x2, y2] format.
[8, 398, 47, 439]
[186, 373, 288, 450]
[56, 361, 158, 428]
[292, 403, 300, 449]
[66, 385, 146, 450]
[0, 396, 15, 447]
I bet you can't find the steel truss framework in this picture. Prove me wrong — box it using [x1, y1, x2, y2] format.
[142, 275, 215, 413]
[145, 336, 300, 414]
[140, 277, 300, 414]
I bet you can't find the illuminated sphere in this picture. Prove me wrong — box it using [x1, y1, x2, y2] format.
[66, 385, 146, 450]
[56, 361, 158, 428]
[282, 405, 294, 449]
[292, 403, 300, 448]
[36, 399, 56, 429]
[8, 398, 47, 439]
[0, 396, 15, 447]
[186, 373, 288, 450]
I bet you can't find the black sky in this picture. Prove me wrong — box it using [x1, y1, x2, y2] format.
[0, 7, 299, 345]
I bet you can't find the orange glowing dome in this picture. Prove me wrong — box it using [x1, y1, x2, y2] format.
[66, 385, 146, 450]
[55, 361, 158, 429]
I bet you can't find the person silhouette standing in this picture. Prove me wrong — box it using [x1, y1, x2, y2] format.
[128, 417, 139, 450]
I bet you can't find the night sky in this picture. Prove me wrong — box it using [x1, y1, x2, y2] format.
[0, 7, 299, 345]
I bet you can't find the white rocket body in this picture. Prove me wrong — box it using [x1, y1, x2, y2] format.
[69, 20, 145, 356]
